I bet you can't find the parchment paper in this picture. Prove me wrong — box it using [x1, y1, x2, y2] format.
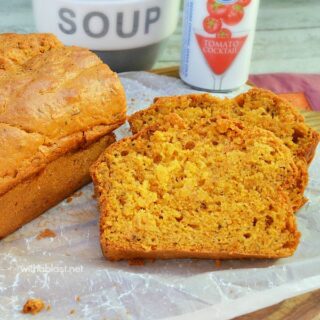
[0, 72, 319, 320]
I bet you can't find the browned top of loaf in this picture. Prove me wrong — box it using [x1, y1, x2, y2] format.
[0, 33, 63, 70]
[129, 88, 319, 164]
[0, 33, 126, 196]
[92, 115, 300, 261]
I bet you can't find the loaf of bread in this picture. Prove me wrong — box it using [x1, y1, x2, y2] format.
[129, 89, 316, 210]
[0, 33, 126, 238]
[92, 115, 300, 261]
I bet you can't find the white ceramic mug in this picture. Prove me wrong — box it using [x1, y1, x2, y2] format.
[32, 0, 181, 71]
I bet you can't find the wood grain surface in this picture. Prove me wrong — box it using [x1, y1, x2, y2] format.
[235, 289, 320, 320]
[151, 66, 320, 320]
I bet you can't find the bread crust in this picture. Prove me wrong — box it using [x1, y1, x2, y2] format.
[302, 129, 319, 163]
[0, 33, 63, 70]
[0, 134, 115, 238]
[101, 243, 299, 261]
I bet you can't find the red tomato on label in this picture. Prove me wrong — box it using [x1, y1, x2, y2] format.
[223, 4, 244, 26]
[203, 16, 222, 34]
[207, 1, 228, 18]
[216, 28, 232, 39]
[237, 0, 251, 7]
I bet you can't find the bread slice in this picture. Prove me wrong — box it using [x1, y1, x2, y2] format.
[129, 89, 319, 164]
[92, 115, 300, 261]
[129, 89, 315, 210]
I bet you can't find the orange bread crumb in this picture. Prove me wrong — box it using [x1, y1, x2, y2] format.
[128, 259, 145, 266]
[92, 116, 300, 261]
[22, 298, 45, 315]
[215, 260, 222, 268]
[36, 228, 56, 240]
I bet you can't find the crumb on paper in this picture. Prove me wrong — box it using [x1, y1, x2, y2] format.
[215, 260, 222, 268]
[75, 296, 80, 302]
[66, 197, 73, 203]
[73, 191, 83, 198]
[22, 298, 45, 315]
[148, 259, 156, 263]
[69, 309, 76, 315]
[91, 193, 97, 199]
[36, 228, 56, 240]
[128, 259, 145, 266]
[46, 305, 51, 311]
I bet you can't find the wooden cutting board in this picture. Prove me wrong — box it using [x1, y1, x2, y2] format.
[151, 66, 320, 320]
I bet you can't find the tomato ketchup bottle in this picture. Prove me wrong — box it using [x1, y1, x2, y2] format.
[180, 0, 260, 92]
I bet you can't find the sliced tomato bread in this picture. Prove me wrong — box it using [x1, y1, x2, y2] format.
[91, 115, 300, 261]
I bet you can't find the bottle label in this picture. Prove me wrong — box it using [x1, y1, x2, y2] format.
[196, 34, 247, 75]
